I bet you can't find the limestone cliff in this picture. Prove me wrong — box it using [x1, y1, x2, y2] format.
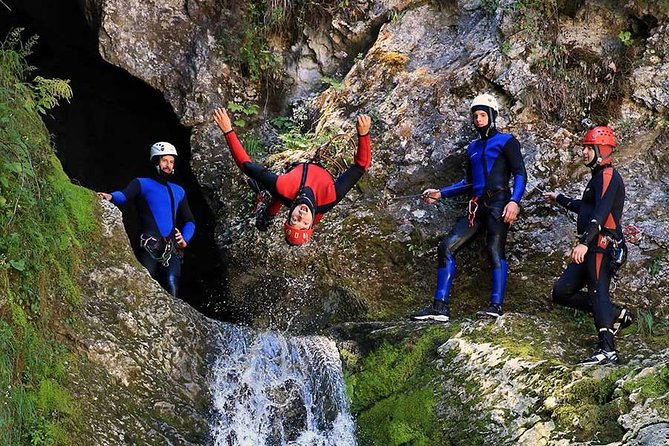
[10, 0, 669, 444]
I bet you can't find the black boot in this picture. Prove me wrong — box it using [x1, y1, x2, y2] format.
[410, 300, 450, 322]
[476, 303, 503, 318]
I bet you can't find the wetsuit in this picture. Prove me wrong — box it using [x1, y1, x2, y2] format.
[223, 130, 371, 225]
[111, 175, 195, 297]
[435, 129, 526, 306]
[552, 163, 625, 352]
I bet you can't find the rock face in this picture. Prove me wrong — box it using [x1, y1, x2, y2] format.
[73, 0, 669, 443]
[70, 200, 217, 445]
[337, 317, 669, 446]
[84, 0, 669, 331]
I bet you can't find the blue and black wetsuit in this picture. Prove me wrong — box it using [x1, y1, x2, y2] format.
[434, 128, 526, 306]
[552, 163, 625, 352]
[111, 175, 195, 297]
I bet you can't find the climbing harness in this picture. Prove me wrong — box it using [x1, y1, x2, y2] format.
[140, 234, 176, 266]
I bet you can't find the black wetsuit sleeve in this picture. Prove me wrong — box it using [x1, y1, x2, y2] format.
[579, 171, 621, 246]
[243, 162, 279, 195]
[177, 195, 196, 243]
[318, 164, 366, 213]
[556, 194, 581, 213]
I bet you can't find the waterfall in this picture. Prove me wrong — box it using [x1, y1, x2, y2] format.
[210, 324, 357, 446]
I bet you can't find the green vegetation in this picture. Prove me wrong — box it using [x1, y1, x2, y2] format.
[623, 365, 669, 401]
[552, 367, 630, 442]
[320, 75, 344, 91]
[345, 326, 455, 446]
[0, 30, 95, 445]
[618, 30, 634, 47]
[217, 0, 344, 93]
[226, 100, 260, 128]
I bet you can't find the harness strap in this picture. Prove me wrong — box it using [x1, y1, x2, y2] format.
[468, 197, 479, 228]
[140, 234, 175, 266]
[298, 162, 309, 194]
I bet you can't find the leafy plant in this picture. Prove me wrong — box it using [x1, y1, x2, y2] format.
[618, 30, 633, 47]
[227, 101, 260, 128]
[637, 310, 655, 337]
[320, 75, 344, 91]
[0, 29, 91, 445]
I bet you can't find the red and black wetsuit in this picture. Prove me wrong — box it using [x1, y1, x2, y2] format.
[552, 163, 626, 352]
[223, 130, 371, 225]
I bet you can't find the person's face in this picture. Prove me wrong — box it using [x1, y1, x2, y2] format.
[581, 145, 596, 165]
[159, 155, 175, 174]
[472, 110, 489, 128]
[289, 204, 313, 230]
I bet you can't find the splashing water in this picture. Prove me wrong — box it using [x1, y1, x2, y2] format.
[210, 324, 357, 446]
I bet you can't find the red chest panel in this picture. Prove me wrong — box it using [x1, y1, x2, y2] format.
[275, 164, 336, 208]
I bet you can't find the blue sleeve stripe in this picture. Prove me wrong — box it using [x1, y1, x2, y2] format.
[182, 221, 195, 243]
[511, 174, 526, 203]
[440, 179, 471, 198]
[111, 191, 127, 205]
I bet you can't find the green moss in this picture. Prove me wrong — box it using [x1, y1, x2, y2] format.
[623, 365, 669, 401]
[346, 326, 455, 446]
[0, 35, 94, 445]
[552, 367, 630, 443]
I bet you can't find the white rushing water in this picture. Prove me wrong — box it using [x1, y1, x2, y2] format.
[210, 324, 357, 446]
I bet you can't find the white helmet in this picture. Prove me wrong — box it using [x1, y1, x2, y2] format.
[470, 94, 499, 113]
[149, 141, 178, 160]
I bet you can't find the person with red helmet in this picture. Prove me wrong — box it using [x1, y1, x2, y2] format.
[543, 123, 632, 365]
[213, 107, 371, 245]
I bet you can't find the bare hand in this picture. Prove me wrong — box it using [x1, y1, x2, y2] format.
[356, 114, 371, 135]
[543, 192, 557, 203]
[571, 243, 588, 264]
[97, 192, 112, 201]
[214, 107, 233, 133]
[421, 188, 441, 204]
[174, 228, 187, 249]
[502, 201, 519, 224]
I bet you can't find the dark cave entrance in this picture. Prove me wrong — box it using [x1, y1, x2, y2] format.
[1, 0, 231, 320]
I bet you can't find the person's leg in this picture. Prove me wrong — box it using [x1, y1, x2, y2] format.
[579, 251, 619, 365]
[475, 204, 509, 317]
[411, 216, 480, 321]
[435, 216, 482, 303]
[161, 254, 182, 298]
[552, 262, 590, 312]
[484, 214, 509, 307]
[589, 251, 617, 352]
[137, 248, 160, 281]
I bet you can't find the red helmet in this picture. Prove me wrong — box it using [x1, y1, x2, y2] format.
[583, 126, 616, 162]
[283, 221, 314, 246]
[583, 126, 616, 146]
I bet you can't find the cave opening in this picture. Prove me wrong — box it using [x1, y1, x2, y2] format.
[1, 0, 232, 321]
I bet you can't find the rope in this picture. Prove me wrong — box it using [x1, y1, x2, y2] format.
[312, 133, 356, 177]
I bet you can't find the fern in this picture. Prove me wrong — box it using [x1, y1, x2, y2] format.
[29, 76, 72, 114]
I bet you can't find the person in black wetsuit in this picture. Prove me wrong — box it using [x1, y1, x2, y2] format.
[410, 93, 527, 322]
[213, 107, 371, 246]
[97, 142, 195, 297]
[543, 125, 632, 366]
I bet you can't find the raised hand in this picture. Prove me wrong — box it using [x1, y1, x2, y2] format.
[214, 107, 233, 133]
[356, 114, 371, 136]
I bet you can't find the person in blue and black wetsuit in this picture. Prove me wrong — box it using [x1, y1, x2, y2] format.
[410, 93, 527, 322]
[97, 142, 195, 297]
[543, 124, 632, 365]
